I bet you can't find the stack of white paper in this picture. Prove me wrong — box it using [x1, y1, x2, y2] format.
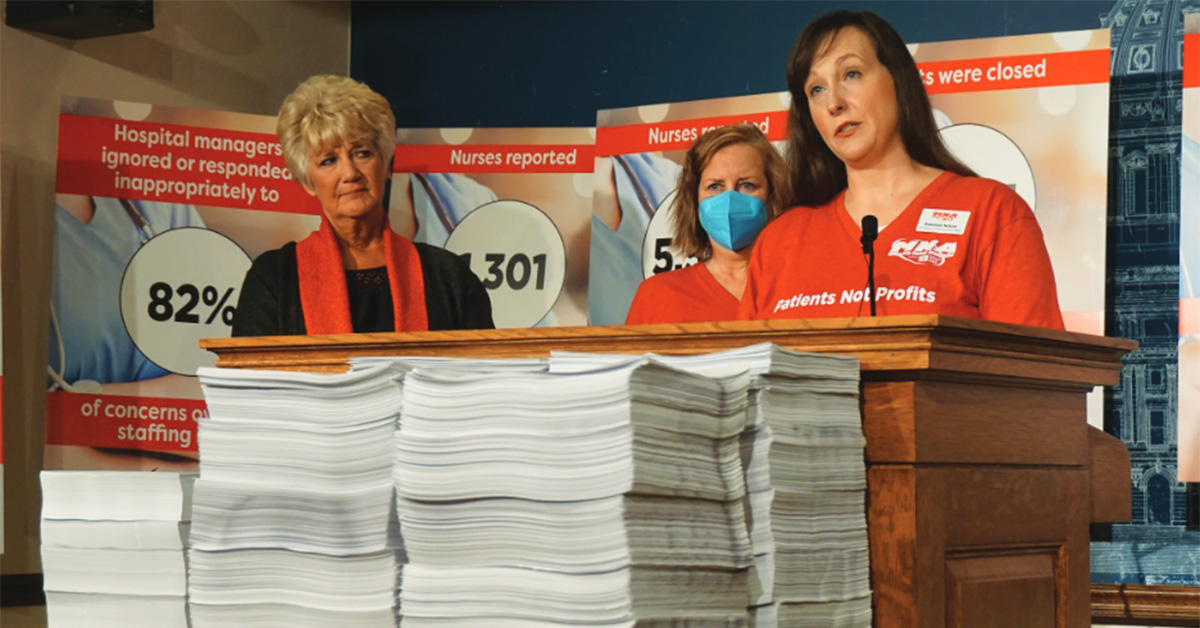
[395, 360, 754, 627]
[761, 375, 871, 626]
[39, 471, 195, 628]
[551, 344, 871, 628]
[179, 343, 866, 627]
[189, 363, 405, 628]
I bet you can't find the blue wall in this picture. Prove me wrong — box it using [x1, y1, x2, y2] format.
[351, 1, 1115, 127]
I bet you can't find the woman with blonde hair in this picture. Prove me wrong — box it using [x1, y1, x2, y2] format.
[626, 124, 790, 324]
[232, 75, 493, 336]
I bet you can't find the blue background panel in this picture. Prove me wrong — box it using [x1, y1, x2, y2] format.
[351, 1, 1116, 127]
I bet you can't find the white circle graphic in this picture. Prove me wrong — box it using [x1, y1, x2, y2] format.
[939, 123, 1037, 212]
[440, 128, 474, 145]
[444, 200, 566, 328]
[113, 101, 153, 121]
[1052, 30, 1093, 51]
[120, 228, 252, 376]
[638, 104, 670, 124]
[1037, 85, 1077, 116]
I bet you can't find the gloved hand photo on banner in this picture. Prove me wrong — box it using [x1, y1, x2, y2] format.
[46, 97, 325, 472]
[49, 195, 204, 393]
[588, 153, 682, 326]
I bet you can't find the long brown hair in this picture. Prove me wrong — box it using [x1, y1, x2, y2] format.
[672, 124, 792, 259]
[784, 10, 974, 207]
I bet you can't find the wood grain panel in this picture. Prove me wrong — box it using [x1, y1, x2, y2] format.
[945, 551, 1057, 628]
[862, 381, 1087, 465]
[872, 465, 1094, 627]
[940, 468, 1088, 548]
[868, 466, 947, 628]
[913, 382, 1087, 466]
[862, 381, 918, 463]
[868, 465, 919, 628]
[939, 467, 1091, 627]
[1087, 426, 1133, 523]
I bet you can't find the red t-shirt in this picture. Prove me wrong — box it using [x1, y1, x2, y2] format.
[738, 172, 1065, 330]
[626, 262, 740, 324]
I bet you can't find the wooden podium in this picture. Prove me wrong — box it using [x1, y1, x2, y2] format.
[202, 315, 1135, 628]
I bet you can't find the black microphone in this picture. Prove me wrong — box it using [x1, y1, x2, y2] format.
[860, 215, 878, 316]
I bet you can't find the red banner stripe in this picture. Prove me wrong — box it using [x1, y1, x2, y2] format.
[45, 391, 204, 453]
[1185, 33, 1199, 89]
[55, 114, 322, 215]
[916, 49, 1110, 95]
[596, 111, 788, 157]
[393, 144, 596, 174]
[595, 50, 1108, 157]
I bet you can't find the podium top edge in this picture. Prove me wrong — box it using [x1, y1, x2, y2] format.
[202, 314, 1136, 352]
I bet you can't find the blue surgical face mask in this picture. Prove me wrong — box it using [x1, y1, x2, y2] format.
[698, 190, 768, 252]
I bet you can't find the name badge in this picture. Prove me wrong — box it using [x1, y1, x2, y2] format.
[916, 208, 970, 235]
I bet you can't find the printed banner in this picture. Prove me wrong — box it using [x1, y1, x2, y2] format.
[55, 115, 310, 213]
[588, 29, 1111, 334]
[45, 393, 205, 452]
[917, 48, 1110, 94]
[913, 29, 1111, 337]
[1179, 19, 1199, 483]
[46, 97, 323, 471]
[589, 93, 789, 325]
[393, 128, 595, 328]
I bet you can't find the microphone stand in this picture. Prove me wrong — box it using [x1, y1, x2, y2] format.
[860, 215, 878, 316]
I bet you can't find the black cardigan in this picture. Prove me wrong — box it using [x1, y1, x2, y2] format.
[231, 241, 494, 337]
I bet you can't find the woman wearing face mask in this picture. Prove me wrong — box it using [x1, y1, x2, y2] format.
[738, 11, 1064, 329]
[626, 124, 791, 324]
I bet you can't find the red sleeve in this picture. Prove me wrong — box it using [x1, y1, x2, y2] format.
[737, 240, 768, 320]
[624, 280, 659, 325]
[976, 214, 1065, 330]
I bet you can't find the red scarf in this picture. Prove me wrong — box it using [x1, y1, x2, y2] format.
[295, 218, 428, 334]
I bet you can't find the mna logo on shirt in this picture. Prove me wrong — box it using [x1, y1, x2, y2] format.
[888, 238, 957, 267]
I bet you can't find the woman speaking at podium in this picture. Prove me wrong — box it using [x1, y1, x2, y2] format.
[738, 11, 1064, 330]
[232, 75, 494, 336]
[626, 124, 791, 324]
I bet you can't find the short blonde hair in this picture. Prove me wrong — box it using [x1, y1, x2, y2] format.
[672, 124, 792, 259]
[276, 75, 396, 187]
